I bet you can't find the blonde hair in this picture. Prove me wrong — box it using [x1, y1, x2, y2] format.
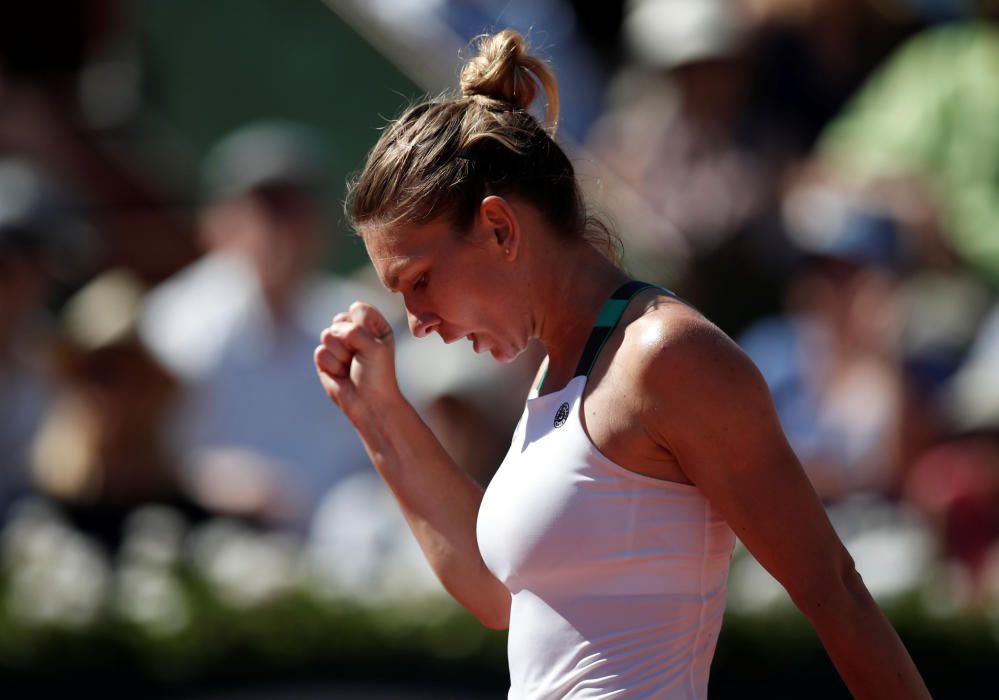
[346, 29, 619, 260]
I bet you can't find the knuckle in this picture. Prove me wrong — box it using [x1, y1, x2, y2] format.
[328, 320, 350, 336]
[350, 301, 383, 325]
[342, 323, 365, 343]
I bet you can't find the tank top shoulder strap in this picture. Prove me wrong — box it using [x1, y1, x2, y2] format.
[535, 280, 678, 393]
[572, 280, 677, 378]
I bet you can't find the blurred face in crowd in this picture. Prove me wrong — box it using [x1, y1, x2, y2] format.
[199, 183, 321, 313]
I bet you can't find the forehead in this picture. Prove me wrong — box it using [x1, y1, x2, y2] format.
[362, 219, 455, 289]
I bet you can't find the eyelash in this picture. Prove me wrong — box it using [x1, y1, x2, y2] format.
[413, 273, 428, 290]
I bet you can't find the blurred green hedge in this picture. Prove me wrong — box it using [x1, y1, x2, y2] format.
[1, 569, 996, 698]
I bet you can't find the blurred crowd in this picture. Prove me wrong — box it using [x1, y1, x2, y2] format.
[2, 0, 999, 638]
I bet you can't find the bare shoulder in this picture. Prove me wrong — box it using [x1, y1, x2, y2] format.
[622, 297, 761, 395]
[617, 296, 775, 451]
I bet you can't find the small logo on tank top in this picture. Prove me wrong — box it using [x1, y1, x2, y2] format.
[554, 402, 570, 428]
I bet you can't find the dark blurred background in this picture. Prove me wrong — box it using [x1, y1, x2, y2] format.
[1, 1, 998, 697]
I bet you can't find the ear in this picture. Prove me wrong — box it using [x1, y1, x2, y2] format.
[477, 195, 520, 261]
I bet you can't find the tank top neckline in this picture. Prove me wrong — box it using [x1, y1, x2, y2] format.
[532, 280, 676, 401]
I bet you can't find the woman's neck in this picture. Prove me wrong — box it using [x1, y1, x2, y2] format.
[531, 241, 629, 385]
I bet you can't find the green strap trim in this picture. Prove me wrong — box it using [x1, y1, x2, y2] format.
[594, 299, 629, 327]
[577, 293, 641, 379]
[535, 281, 675, 394]
[535, 363, 549, 394]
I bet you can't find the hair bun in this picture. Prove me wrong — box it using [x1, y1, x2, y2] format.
[460, 30, 560, 128]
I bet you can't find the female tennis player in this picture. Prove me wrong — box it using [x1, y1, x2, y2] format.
[314, 29, 930, 699]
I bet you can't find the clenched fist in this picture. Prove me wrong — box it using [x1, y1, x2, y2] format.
[314, 301, 401, 425]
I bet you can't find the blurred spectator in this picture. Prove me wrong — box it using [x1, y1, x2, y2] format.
[732, 0, 999, 600]
[737, 0, 921, 151]
[738, 209, 910, 499]
[588, 0, 797, 334]
[0, 159, 94, 516]
[900, 299, 999, 598]
[592, 0, 766, 254]
[0, 2, 194, 282]
[904, 430, 999, 601]
[139, 121, 371, 536]
[813, 12, 999, 285]
[28, 269, 199, 549]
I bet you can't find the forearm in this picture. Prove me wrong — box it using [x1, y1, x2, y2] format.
[353, 394, 511, 628]
[802, 579, 931, 699]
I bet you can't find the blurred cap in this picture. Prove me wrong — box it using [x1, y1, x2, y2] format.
[818, 210, 903, 268]
[200, 120, 331, 203]
[623, 0, 748, 69]
[784, 184, 907, 269]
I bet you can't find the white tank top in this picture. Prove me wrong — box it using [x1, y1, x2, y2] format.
[476, 282, 736, 699]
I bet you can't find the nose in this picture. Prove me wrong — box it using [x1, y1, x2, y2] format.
[407, 308, 442, 338]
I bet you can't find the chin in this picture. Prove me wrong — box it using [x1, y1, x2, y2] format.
[490, 342, 525, 364]
[489, 349, 513, 363]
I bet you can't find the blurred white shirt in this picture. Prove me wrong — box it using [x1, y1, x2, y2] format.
[139, 252, 372, 533]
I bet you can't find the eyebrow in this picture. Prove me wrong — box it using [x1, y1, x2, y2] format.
[383, 259, 417, 292]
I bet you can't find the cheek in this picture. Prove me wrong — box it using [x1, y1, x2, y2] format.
[435, 249, 509, 323]
[460, 257, 506, 292]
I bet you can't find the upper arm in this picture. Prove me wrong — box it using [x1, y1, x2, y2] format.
[639, 315, 859, 615]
